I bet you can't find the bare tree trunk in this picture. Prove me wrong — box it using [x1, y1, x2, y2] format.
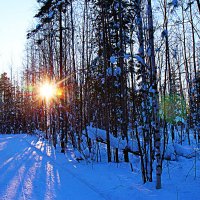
[102, 4, 111, 162]
[134, 0, 147, 184]
[181, 3, 192, 145]
[58, 5, 65, 153]
[118, 0, 129, 163]
[189, 1, 200, 138]
[147, 0, 162, 189]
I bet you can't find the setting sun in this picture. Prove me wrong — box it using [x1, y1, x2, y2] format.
[39, 82, 56, 100]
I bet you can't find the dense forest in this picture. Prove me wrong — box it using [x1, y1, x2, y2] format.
[0, 0, 199, 189]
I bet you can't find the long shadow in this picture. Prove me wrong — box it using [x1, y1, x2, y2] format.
[0, 135, 107, 200]
[0, 136, 61, 200]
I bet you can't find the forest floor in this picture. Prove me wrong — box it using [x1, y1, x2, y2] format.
[0, 134, 199, 200]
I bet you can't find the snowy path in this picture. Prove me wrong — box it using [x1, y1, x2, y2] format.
[0, 135, 107, 200]
[0, 134, 200, 200]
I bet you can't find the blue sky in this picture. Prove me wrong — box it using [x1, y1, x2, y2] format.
[0, 0, 37, 77]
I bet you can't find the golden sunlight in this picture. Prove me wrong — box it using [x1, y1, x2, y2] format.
[39, 82, 56, 100]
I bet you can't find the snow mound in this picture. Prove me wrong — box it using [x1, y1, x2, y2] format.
[85, 125, 139, 153]
[174, 144, 196, 158]
[164, 143, 198, 160]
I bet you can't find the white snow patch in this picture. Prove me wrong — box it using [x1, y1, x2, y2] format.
[110, 56, 117, 64]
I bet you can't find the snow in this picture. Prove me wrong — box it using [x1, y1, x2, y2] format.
[146, 47, 151, 57]
[134, 55, 146, 66]
[48, 11, 54, 19]
[163, 143, 198, 161]
[109, 56, 117, 64]
[0, 135, 105, 200]
[149, 86, 156, 93]
[135, 17, 142, 25]
[56, 1, 62, 6]
[175, 116, 185, 123]
[114, 3, 119, 11]
[106, 66, 121, 76]
[106, 67, 112, 76]
[172, 0, 178, 7]
[85, 125, 138, 153]
[114, 66, 121, 76]
[0, 134, 200, 200]
[124, 54, 130, 60]
[174, 143, 197, 158]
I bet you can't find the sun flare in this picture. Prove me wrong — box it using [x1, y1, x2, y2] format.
[39, 82, 56, 100]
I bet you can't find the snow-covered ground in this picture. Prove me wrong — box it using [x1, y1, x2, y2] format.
[0, 134, 199, 200]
